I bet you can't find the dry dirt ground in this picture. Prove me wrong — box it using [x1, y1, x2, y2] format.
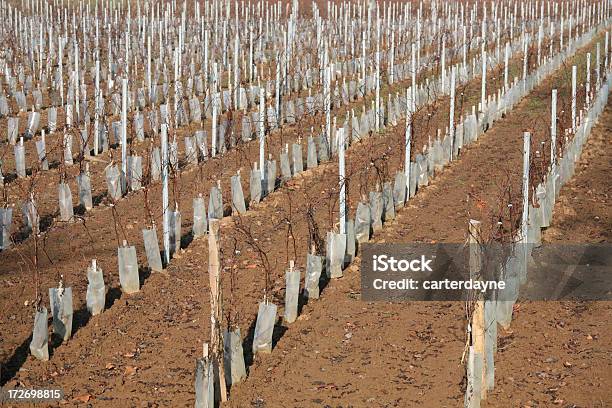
[225, 50, 612, 408]
[226, 100, 611, 408]
[0, 34, 609, 408]
[483, 96, 612, 408]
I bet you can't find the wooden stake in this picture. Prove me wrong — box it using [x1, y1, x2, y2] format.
[207, 220, 227, 402]
[469, 219, 486, 400]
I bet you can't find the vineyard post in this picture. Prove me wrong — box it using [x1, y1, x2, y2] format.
[481, 43, 487, 111]
[596, 42, 601, 89]
[605, 32, 609, 70]
[121, 78, 129, 196]
[162, 124, 170, 265]
[551, 89, 557, 170]
[207, 219, 228, 402]
[504, 42, 509, 90]
[404, 86, 412, 200]
[560, 16, 564, 51]
[38, 24, 43, 80]
[449, 66, 456, 160]
[389, 29, 395, 85]
[571, 65, 577, 130]
[586, 53, 591, 106]
[275, 51, 281, 120]
[441, 35, 446, 93]
[481, 11, 487, 64]
[521, 132, 530, 242]
[258, 16, 263, 63]
[259, 86, 265, 178]
[463, 25, 467, 72]
[338, 128, 346, 235]
[147, 34, 152, 100]
[375, 11, 381, 131]
[234, 31, 240, 108]
[568, 14, 573, 47]
[550, 20, 554, 59]
[284, 28, 289, 95]
[411, 42, 416, 105]
[59, 39, 64, 106]
[248, 27, 253, 83]
[212, 65, 219, 157]
[107, 33, 113, 91]
[366, 3, 372, 55]
[204, 27, 209, 88]
[228, 63, 233, 118]
[522, 35, 528, 85]
[125, 30, 130, 84]
[416, 13, 421, 68]
[495, 12, 500, 61]
[361, 34, 366, 90]
[174, 47, 180, 129]
[537, 22, 543, 66]
[469, 219, 486, 401]
[94, 59, 100, 155]
[324, 45, 331, 145]
[74, 40, 80, 122]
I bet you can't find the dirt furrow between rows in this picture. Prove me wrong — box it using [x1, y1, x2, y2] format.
[0, 23, 545, 382]
[222, 35, 609, 407]
[482, 99, 612, 408]
[0, 30, 606, 407]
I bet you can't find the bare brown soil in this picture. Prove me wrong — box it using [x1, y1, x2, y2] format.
[223, 43, 611, 408]
[0, 29, 534, 386]
[0, 30, 608, 408]
[483, 97, 612, 408]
